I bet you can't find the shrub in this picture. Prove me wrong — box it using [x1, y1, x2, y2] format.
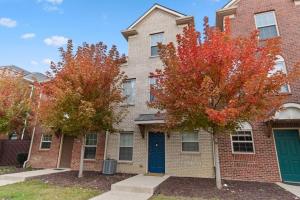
[17, 153, 28, 166]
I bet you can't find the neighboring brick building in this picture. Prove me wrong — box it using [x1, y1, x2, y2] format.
[216, 0, 300, 183]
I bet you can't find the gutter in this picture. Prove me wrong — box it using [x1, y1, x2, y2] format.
[103, 131, 109, 160]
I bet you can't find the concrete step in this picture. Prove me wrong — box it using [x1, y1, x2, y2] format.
[90, 191, 153, 200]
[111, 174, 169, 194]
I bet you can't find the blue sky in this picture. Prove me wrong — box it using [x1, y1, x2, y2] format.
[0, 0, 227, 73]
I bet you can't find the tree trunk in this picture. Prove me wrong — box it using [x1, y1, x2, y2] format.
[213, 133, 222, 189]
[78, 136, 85, 178]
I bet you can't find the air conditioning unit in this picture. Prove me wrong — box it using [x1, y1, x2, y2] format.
[102, 159, 117, 175]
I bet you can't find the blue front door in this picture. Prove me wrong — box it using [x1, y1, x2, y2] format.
[148, 132, 165, 173]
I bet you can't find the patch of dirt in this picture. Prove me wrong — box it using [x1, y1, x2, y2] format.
[155, 177, 299, 200]
[29, 170, 135, 191]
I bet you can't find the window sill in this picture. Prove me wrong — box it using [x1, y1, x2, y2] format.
[181, 151, 200, 155]
[232, 152, 255, 155]
[118, 160, 133, 164]
[39, 148, 50, 151]
[149, 55, 159, 59]
[84, 159, 97, 162]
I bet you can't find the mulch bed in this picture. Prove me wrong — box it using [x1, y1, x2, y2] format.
[29, 170, 134, 191]
[155, 177, 299, 200]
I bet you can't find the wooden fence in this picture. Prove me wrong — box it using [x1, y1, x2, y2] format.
[0, 140, 30, 166]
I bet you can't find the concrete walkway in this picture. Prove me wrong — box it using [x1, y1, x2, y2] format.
[277, 182, 300, 198]
[0, 168, 70, 187]
[91, 174, 169, 200]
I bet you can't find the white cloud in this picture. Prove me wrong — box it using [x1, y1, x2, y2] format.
[46, 0, 63, 5]
[42, 58, 52, 65]
[31, 60, 39, 65]
[44, 36, 68, 47]
[21, 33, 36, 39]
[0, 18, 17, 28]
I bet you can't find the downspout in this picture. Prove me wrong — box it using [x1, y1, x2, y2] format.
[21, 84, 34, 140]
[103, 130, 109, 160]
[23, 91, 42, 168]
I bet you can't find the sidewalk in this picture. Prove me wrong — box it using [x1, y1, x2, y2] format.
[91, 174, 169, 200]
[0, 168, 70, 187]
[277, 182, 300, 198]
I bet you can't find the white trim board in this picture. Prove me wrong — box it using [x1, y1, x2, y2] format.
[128, 4, 185, 30]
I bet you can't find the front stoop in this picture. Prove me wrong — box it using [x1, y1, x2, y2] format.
[90, 174, 169, 200]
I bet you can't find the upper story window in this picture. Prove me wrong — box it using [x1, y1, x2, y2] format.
[84, 133, 97, 159]
[254, 11, 279, 40]
[182, 131, 199, 152]
[231, 122, 254, 154]
[269, 55, 290, 93]
[149, 77, 158, 102]
[123, 79, 136, 105]
[150, 32, 164, 57]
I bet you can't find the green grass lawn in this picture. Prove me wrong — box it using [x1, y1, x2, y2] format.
[0, 180, 101, 200]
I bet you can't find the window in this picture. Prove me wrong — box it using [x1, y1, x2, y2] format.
[123, 79, 136, 105]
[84, 133, 97, 159]
[149, 77, 158, 102]
[119, 132, 133, 161]
[9, 132, 18, 140]
[255, 11, 279, 40]
[231, 123, 254, 153]
[182, 131, 199, 152]
[269, 55, 290, 93]
[40, 135, 52, 149]
[150, 32, 164, 56]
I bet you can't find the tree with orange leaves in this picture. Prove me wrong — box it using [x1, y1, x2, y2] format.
[39, 41, 127, 177]
[149, 18, 300, 189]
[0, 75, 34, 137]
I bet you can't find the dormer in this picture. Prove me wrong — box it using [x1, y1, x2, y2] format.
[121, 4, 194, 41]
[216, 0, 239, 31]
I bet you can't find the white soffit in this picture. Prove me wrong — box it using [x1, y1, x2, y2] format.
[128, 4, 186, 30]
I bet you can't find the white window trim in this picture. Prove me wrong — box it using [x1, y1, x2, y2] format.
[181, 131, 200, 153]
[231, 129, 255, 154]
[149, 76, 157, 102]
[254, 11, 280, 40]
[118, 132, 134, 162]
[275, 55, 291, 93]
[39, 134, 52, 150]
[122, 79, 136, 106]
[84, 133, 98, 160]
[150, 32, 164, 57]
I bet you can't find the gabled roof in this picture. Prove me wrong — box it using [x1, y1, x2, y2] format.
[23, 72, 49, 83]
[222, 0, 240, 9]
[0, 65, 31, 75]
[127, 3, 187, 30]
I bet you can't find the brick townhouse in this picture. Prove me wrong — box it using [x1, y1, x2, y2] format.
[28, 1, 300, 183]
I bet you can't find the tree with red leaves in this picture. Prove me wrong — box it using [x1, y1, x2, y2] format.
[0, 74, 34, 138]
[39, 41, 127, 177]
[149, 18, 300, 189]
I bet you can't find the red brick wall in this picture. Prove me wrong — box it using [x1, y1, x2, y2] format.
[218, 122, 281, 182]
[70, 133, 106, 171]
[30, 127, 106, 171]
[29, 126, 61, 168]
[218, 0, 300, 182]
